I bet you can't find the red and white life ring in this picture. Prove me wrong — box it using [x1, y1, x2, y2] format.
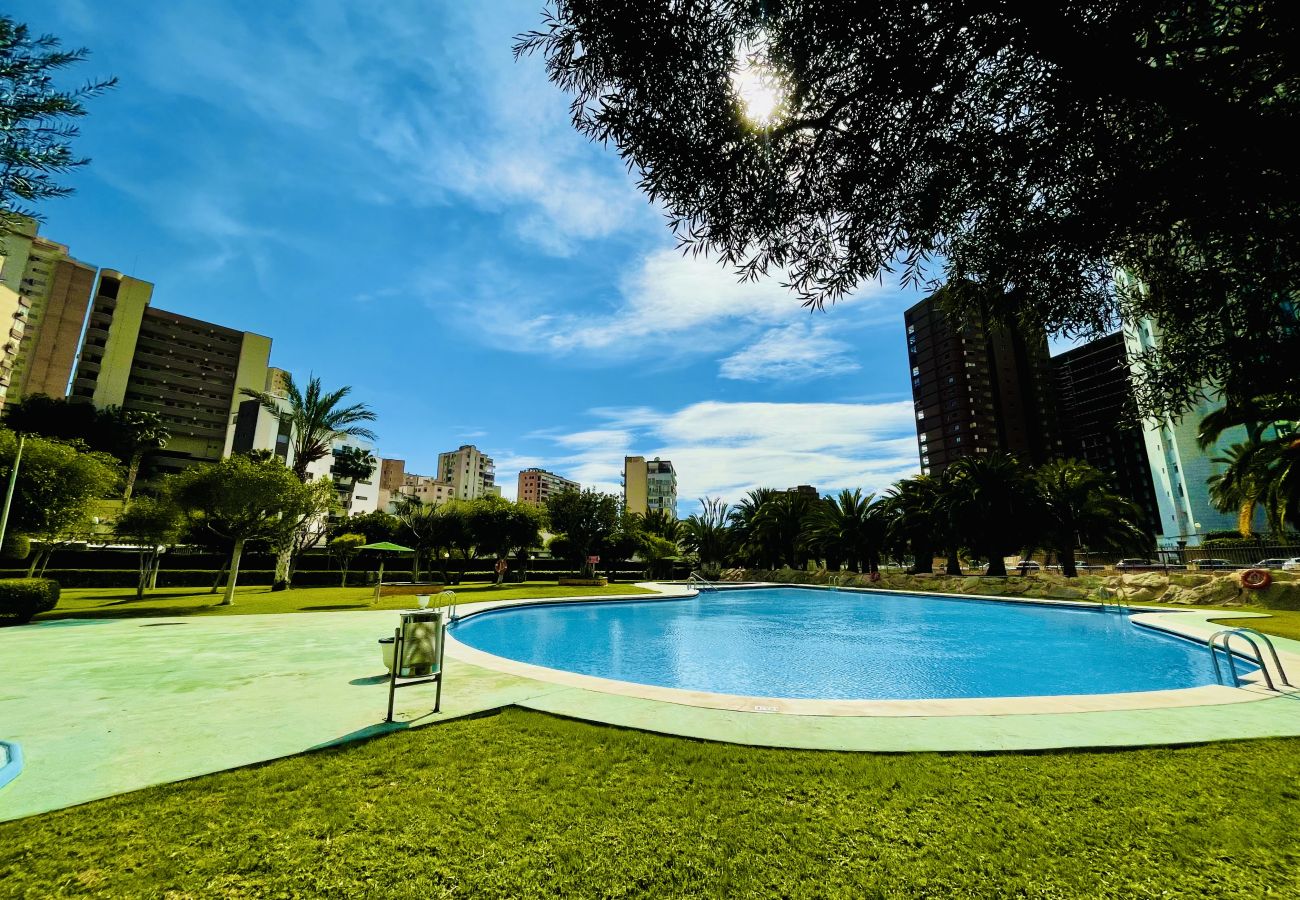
[1241, 568, 1272, 590]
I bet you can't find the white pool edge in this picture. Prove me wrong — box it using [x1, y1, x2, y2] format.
[442, 582, 1298, 718]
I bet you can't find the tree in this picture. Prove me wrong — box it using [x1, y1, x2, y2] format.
[327, 532, 367, 587]
[171, 455, 314, 606]
[882, 476, 944, 575]
[0, 429, 120, 575]
[751, 491, 815, 569]
[681, 497, 731, 569]
[727, 488, 781, 568]
[944, 453, 1040, 577]
[545, 488, 620, 577]
[641, 509, 682, 543]
[241, 374, 377, 482]
[332, 444, 377, 512]
[1034, 459, 1147, 578]
[115, 494, 184, 599]
[1199, 396, 1300, 537]
[1, 397, 169, 498]
[100, 407, 169, 500]
[398, 500, 467, 584]
[1209, 436, 1300, 537]
[808, 489, 886, 574]
[467, 497, 543, 583]
[276, 477, 340, 588]
[0, 16, 116, 233]
[344, 508, 399, 550]
[519, 3, 1300, 417]
[637, 532, 679, 580]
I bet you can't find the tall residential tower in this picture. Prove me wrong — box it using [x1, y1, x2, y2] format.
[904, 295, 1060, 475]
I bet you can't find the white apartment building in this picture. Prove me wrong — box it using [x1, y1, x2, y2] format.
[437, 444, 501, 500]
[623, 456, 678, 518]
[1123, 317, 1265, 547]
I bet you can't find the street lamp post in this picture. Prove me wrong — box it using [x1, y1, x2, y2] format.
[0, 433, 26, 552]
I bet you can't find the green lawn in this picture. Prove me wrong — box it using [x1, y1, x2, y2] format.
[33, 581, 655, 622]
[2, 709, 1298, 898]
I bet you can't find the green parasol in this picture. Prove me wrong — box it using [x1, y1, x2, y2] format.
[360, 542, 415, 602]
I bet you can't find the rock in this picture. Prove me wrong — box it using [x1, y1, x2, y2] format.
[1169, 573, 1212, 588]
[1125, 572, 1170, 590]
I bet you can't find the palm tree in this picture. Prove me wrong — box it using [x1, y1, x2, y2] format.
[242, 373, 377, 482]
[641, 509, 683, 543]
[751, 491, 815, 568]
[1034, 459, 1147, 577]
[1200, 396, 1300, 537]
[728, 488, 781, 567]
[1210, 436, 1300, 537]
[681, 497, 731, 568]
[332, 445, 377, 512]
[101, 407, 169, 500]
[809, 488, 885, 573]
[944, 453, 1039, 577]
[882, 476, 943, 575]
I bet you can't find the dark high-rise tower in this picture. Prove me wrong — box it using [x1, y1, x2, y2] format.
[1051, 332, 1160, 536]
[904, 295, 1060, 475]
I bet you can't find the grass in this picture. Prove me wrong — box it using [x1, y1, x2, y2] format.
[2, 709, 1299, 898]
[32, 581, 655, 622]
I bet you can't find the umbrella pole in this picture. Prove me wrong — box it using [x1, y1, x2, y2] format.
[374, 559, 385, 605]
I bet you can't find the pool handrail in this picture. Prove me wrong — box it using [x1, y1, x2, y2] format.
[688, 572, 717, 591]
[1208, 627, 1291, 691]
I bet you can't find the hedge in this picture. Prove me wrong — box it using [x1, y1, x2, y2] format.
[0, 569, 656, 589]
[0, 579, 61, 625]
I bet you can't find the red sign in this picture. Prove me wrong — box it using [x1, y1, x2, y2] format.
[587, 555, 600, 564]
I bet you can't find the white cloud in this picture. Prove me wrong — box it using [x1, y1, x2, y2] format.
[492, 400, 920, 515]
[718, 321, 861, 382]
[126, 2, 648, 256]
[467, 247, 900, 365]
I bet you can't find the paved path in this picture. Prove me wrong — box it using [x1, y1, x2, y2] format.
[4, 589, 1300, 821]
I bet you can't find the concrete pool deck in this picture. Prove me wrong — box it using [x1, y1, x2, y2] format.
[3, 583, 1300, 821]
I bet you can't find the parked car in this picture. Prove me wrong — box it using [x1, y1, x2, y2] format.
[1283, 558, 1300, 571]
[1254, 558, 1291, 569]
[1194, 558, 1238, 570]
[1116, 558, 1159, 571]
[1012, 560, 1041, 572]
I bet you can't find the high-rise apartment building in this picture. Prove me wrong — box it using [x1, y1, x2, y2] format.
[905, 295, 1060, 475]
[0, 217, 96, 405]
[69, 270, 272, 477]
[436, 444, 500, 500]
[517, 467, 578, 507]
[1123, 317, 1264, 547]
[1050, 332, 1160, 537]
[623, 456, 677, 518]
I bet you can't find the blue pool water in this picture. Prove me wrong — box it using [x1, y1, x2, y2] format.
[450, 587, 1235, 700]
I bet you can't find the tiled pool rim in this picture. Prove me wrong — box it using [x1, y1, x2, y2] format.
[444, 583, 1300, 718]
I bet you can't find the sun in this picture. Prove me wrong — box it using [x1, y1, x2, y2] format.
[731, 35, 786, 128]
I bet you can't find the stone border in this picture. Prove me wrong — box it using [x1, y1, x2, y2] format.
[443, 582, 1300, 718]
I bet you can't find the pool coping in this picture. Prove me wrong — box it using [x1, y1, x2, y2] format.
[443, 582, 1300, 718]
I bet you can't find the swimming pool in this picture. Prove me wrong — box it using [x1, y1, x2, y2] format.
[449, 586, 1241, 700]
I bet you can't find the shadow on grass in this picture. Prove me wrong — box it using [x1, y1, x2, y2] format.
[303, 604, 370, 611]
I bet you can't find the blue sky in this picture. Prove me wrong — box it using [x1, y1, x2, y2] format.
[13, 0, 928, 512]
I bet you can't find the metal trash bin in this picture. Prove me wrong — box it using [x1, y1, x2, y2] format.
[385, 609, 446, 721]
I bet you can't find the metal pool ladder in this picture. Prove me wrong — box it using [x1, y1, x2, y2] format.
[1099, 597, 1129, 615]
[688, 572, 717, 592]
[1208, 627, 1292, 691]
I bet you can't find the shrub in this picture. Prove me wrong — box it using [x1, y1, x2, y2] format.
[1, 535, 31, 560]
[0, 578, 60, 625]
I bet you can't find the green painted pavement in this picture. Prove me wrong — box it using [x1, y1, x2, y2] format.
[0, 611, 545, 822]
[4, 597, 1300, 822]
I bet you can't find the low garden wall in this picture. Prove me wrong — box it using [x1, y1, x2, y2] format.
[720, 567, 1300, 610]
